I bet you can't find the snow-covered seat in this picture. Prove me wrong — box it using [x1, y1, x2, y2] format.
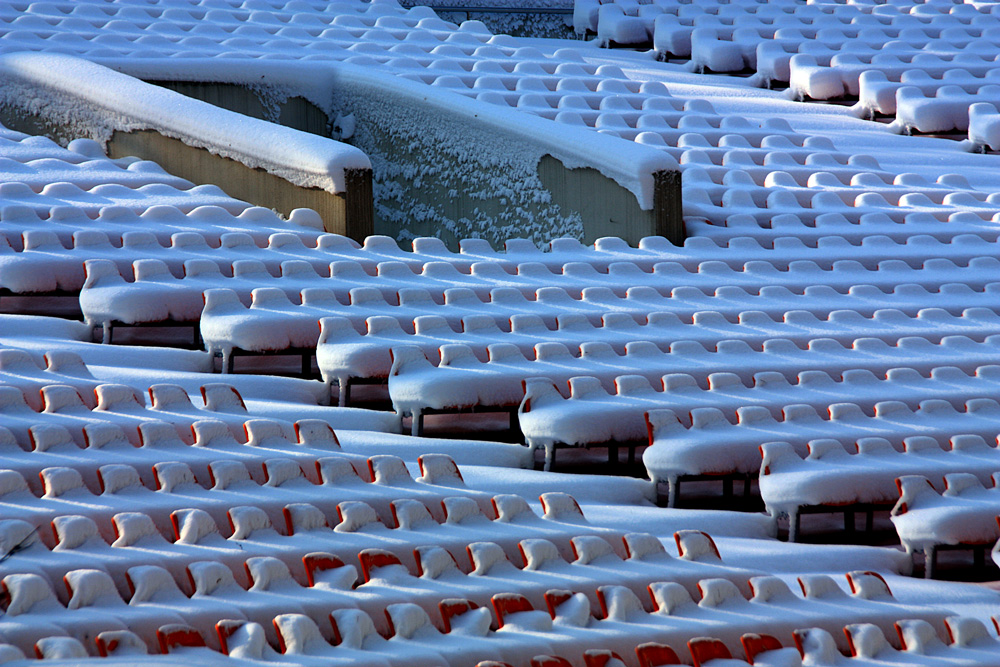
[330, 607, 448, 667]
[124, 565, 248, 650]
[0, 574, 79, 654]
[64, 568, 184, 649]
[892, 472, 1000, 577]
[184, 559, 303, 646]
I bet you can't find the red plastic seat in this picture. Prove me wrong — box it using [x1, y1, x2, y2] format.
[741, 634, 782, 664]
[302, 553, 347, 587]
[216, 620, 249, 655]
[157, 624, 206, 654]
[636, 642, 681, 667]
[358, 549, 404, 582]
[531, 657, 574, 667]
[544, 590, 575, 618]
[689, 638, 732, 667]
[439, 599, 478, 633]
[491, 593, 534, 628]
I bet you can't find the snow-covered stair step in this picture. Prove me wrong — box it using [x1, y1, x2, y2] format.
[521, 363, 1000, 471]
[892, 472, 1000, 574]
[387, 335, 1000, 425]
[759, 436, 1000, 540]
[643, 396, 1000, 506]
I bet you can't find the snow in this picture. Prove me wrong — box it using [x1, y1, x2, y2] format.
[4, 1, 1000, 664]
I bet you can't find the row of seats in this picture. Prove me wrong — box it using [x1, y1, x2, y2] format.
[0, 558, 954, 665]
[15, 617, 1000, 667]
[0, 459, 606, 565]
[641, 396, 1000, 507]
[0, 229, 351, 283]
[387, 335, 1000, 427]
[0, 379, 304, 445]
[0, 448, 488, 525]
[720, 27, 1000, 82]
[198, 286, 1000, 360]
[0, 204, 323, 248]
[0, 136, 188, 190]
[90, 259, 1000, 345]
[858, 67, 1000, 117]
[16, 204, 998, 268]
[0, 348, 102, 409]
[68, 228, 1000, 286]
[313, 308, 1000, 391]
[517, 364, 1000, 472]
[577, 0, 998, 47]
[23, 232, 969, 295]
[688, 211, 1000, 245]
[0, 159, 245, 218]
[894, 83, 1000, 133]
[583, 0, 1000, 151]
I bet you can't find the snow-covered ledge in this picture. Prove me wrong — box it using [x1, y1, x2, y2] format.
[0, 52, 373, 238]
[91, 57, 683, 246]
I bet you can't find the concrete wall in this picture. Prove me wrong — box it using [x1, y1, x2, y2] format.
[150, 78, 683, 248]
[538, 155, 683, 244]
[108, 130, 371, 239]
